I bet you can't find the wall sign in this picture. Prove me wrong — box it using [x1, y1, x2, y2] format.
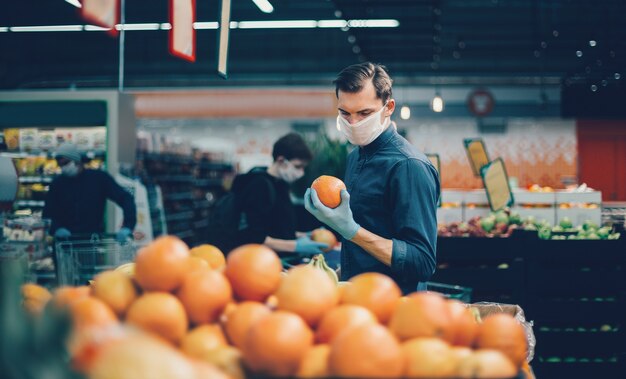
[480, 158, 514, 211]
[463, 138, 490, 177]
[467, 89, 495, 117]
[169, 0, 196, 62]
[81, 0, 119, 36]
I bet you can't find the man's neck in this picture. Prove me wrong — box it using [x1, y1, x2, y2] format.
[266, 163, 279, 178]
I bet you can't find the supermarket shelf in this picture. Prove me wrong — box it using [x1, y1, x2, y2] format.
[174, 230, 195, 239]
[193, 200, 212, 209]
[153, 175, 195, 183]
[163, 192, 195, 201]
[165, 211, 195, 222]
[1, 150, 106, 159]
[18, 176, 54, 184]
[15, 200, 45, 207]
[194, 219, 210, 229]
[194, 178, 224, 187]
[139, 153, 196, 165]
[197, 162, 234, 171]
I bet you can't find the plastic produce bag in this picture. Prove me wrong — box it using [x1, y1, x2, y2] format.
[468, 302, 536, 363]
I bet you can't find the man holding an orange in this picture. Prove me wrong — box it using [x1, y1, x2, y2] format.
[305, 62, 440, 294]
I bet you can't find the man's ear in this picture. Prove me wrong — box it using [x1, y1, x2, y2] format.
[385, 99, 396, 117]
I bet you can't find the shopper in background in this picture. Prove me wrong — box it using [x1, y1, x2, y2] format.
[305, 62, 440, 294]
[43, 143, 136, 243]
[225, 133, 328, 255]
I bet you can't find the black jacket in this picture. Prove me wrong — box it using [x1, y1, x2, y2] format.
[233, 169, 297, 248]
[43, 169, 136, 234]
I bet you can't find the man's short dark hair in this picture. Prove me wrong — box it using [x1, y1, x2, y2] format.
[272, 133, 313, 162]
[333, 62, 393, 104]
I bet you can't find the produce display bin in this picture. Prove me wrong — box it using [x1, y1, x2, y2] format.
[555, 191, 602, 226]
[524, 238, 626, 379]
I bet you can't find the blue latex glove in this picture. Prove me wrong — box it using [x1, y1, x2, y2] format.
[304, 188, 360, 240]
[116, 227, 133, 243]
[54, 228, 71, 239]
[294, 236, 329, 255]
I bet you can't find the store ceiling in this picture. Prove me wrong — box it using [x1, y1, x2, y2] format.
[1, 0, 625, 89]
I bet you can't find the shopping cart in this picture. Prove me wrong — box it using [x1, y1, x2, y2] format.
[426, 281, 473, 303]
[55, 234, 136, 286]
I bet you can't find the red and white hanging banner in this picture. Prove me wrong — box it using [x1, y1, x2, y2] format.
[169, 0, 196, 62]
[81, 0, 119, 36]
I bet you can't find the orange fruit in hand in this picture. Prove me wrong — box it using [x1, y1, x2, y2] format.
[311, 175, 346, 209]
[126, 292, 188, 344]
[275, 265, 339, 327]
[340, 272, 401, 323]
[70, 297, 118, 331]
[180, 324, 228, 359]
[224, 244, 282, 302]
[389, 292, 454, 342]
[475, 313, 527, 368]
[92, 271, 138, 317]
[190, 244, 226, 270]
[242, 311, 314, 377]
[134, 236, 190, 292]
[316, 304, 377, 344]
[224, 301, 271, 349]
[177, 269, 232, 325]
[329, 323, 404, 378]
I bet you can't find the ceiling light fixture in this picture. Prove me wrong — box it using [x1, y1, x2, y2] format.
[193, 22, 219, 29]
[251, 0, 274, 14]
[318, 20, 348, 28]
[2, 19, 399, 33]
[84, 25, 111, 31]
[400, 106, 411, 120]
[9, 25, 83, 32]
[115, 23, 161, 31]
[65, 0, 82, 8]
[238, 20, 317, 29]
[431, 90, 444, 113]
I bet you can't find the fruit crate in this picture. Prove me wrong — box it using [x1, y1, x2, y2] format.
[55, 235, 136, 286]
[534, 324, 624, 356]
[433, 237, 525, 303]
[533, 355, 625, 379]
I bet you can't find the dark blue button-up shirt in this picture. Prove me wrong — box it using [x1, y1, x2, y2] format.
[341, 126, 440, 294]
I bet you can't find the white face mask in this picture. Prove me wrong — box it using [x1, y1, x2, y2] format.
[277, 160, 305, 183]
[337, 103, 390, 146]
[61, 161, 79, 177]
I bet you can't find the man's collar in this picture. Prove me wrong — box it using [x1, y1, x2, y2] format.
[360, 125, 395, 158]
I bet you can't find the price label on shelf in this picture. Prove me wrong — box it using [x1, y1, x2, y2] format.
[480, 158, 514, 211]
[464, 138, 490, 177]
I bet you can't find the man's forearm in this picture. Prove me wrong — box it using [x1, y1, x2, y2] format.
[263, 236, 297, 253]
[349, 227, 393, 266]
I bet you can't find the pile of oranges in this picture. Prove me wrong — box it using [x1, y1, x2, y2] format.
[21, 235, 530, 379]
